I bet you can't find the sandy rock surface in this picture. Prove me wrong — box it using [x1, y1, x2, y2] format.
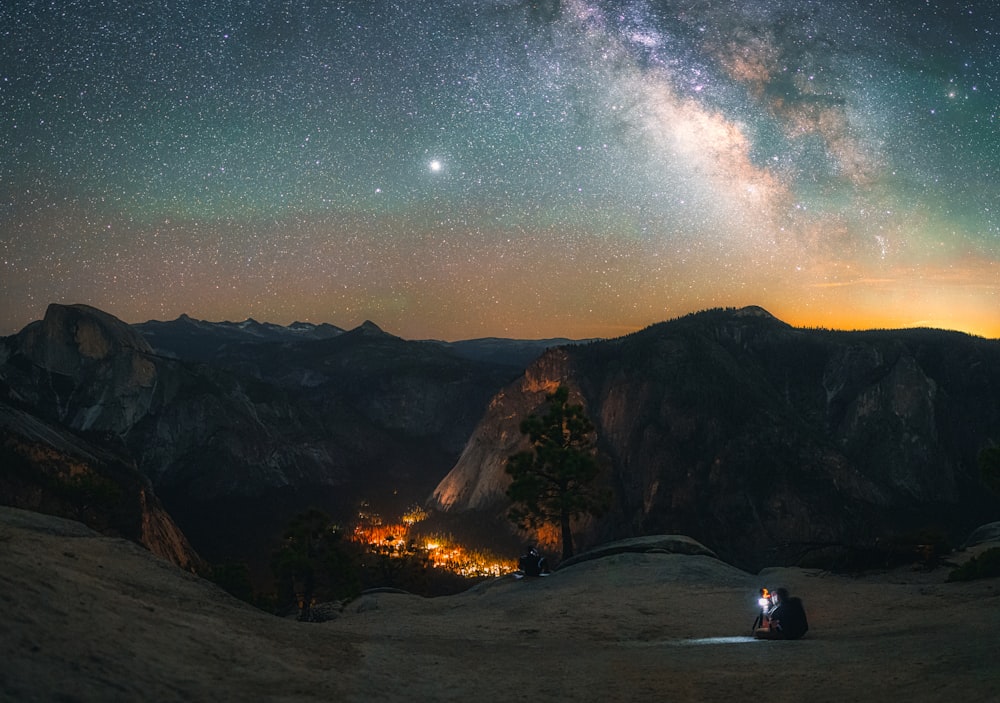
[2, 506, 998, 702]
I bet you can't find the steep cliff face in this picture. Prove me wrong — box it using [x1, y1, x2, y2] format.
[1, 304, 349, 499]
[0, 305, 360, 567]
[0, 399, 202, 572]
[431, 308, 1000, 568]
[199, 321, 521, 455]
[430, 348, 575, 510]
[7, 304, 158, 432]
[0, 304, 519, 572]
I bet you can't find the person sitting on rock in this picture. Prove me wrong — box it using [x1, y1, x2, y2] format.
[754, 587, 809, 640]
[518, 545, 549, 577]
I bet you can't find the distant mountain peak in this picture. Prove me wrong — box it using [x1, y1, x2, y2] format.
[356, 320, 386, 335]
[36, 303, 154, 359]
[735, 305, 776, 319]
[336, 320, 400, 343]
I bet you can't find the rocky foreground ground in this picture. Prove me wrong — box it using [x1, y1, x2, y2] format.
[2, 506, 998, 702]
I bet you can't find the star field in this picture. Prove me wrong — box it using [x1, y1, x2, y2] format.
[2, 0, 998, 339]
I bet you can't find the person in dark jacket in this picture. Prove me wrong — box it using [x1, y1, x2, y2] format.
[754, 587, 809, 640]
[518, 545, 549, 577]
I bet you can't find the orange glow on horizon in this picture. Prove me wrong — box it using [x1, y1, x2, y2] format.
[779, 309, 1000, 339]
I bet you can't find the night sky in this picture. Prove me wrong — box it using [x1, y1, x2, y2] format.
[2, 0, 998, 340]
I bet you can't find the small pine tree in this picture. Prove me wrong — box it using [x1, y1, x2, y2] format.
[271, 509, 361, 619]
[506, 385, 610, 560]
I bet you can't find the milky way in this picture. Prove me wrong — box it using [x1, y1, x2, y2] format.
[2, 0, 998, 339]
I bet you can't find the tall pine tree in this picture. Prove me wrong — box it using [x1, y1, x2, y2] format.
[506, 385, 610, 560]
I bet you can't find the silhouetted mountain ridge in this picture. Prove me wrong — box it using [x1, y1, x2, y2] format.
[134, 313, 344, 362]
[3, 303, 998, 581]
[432, 306, 1000, 570]
[134, 312, 582, 370]
[0, 304, 540, 582]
